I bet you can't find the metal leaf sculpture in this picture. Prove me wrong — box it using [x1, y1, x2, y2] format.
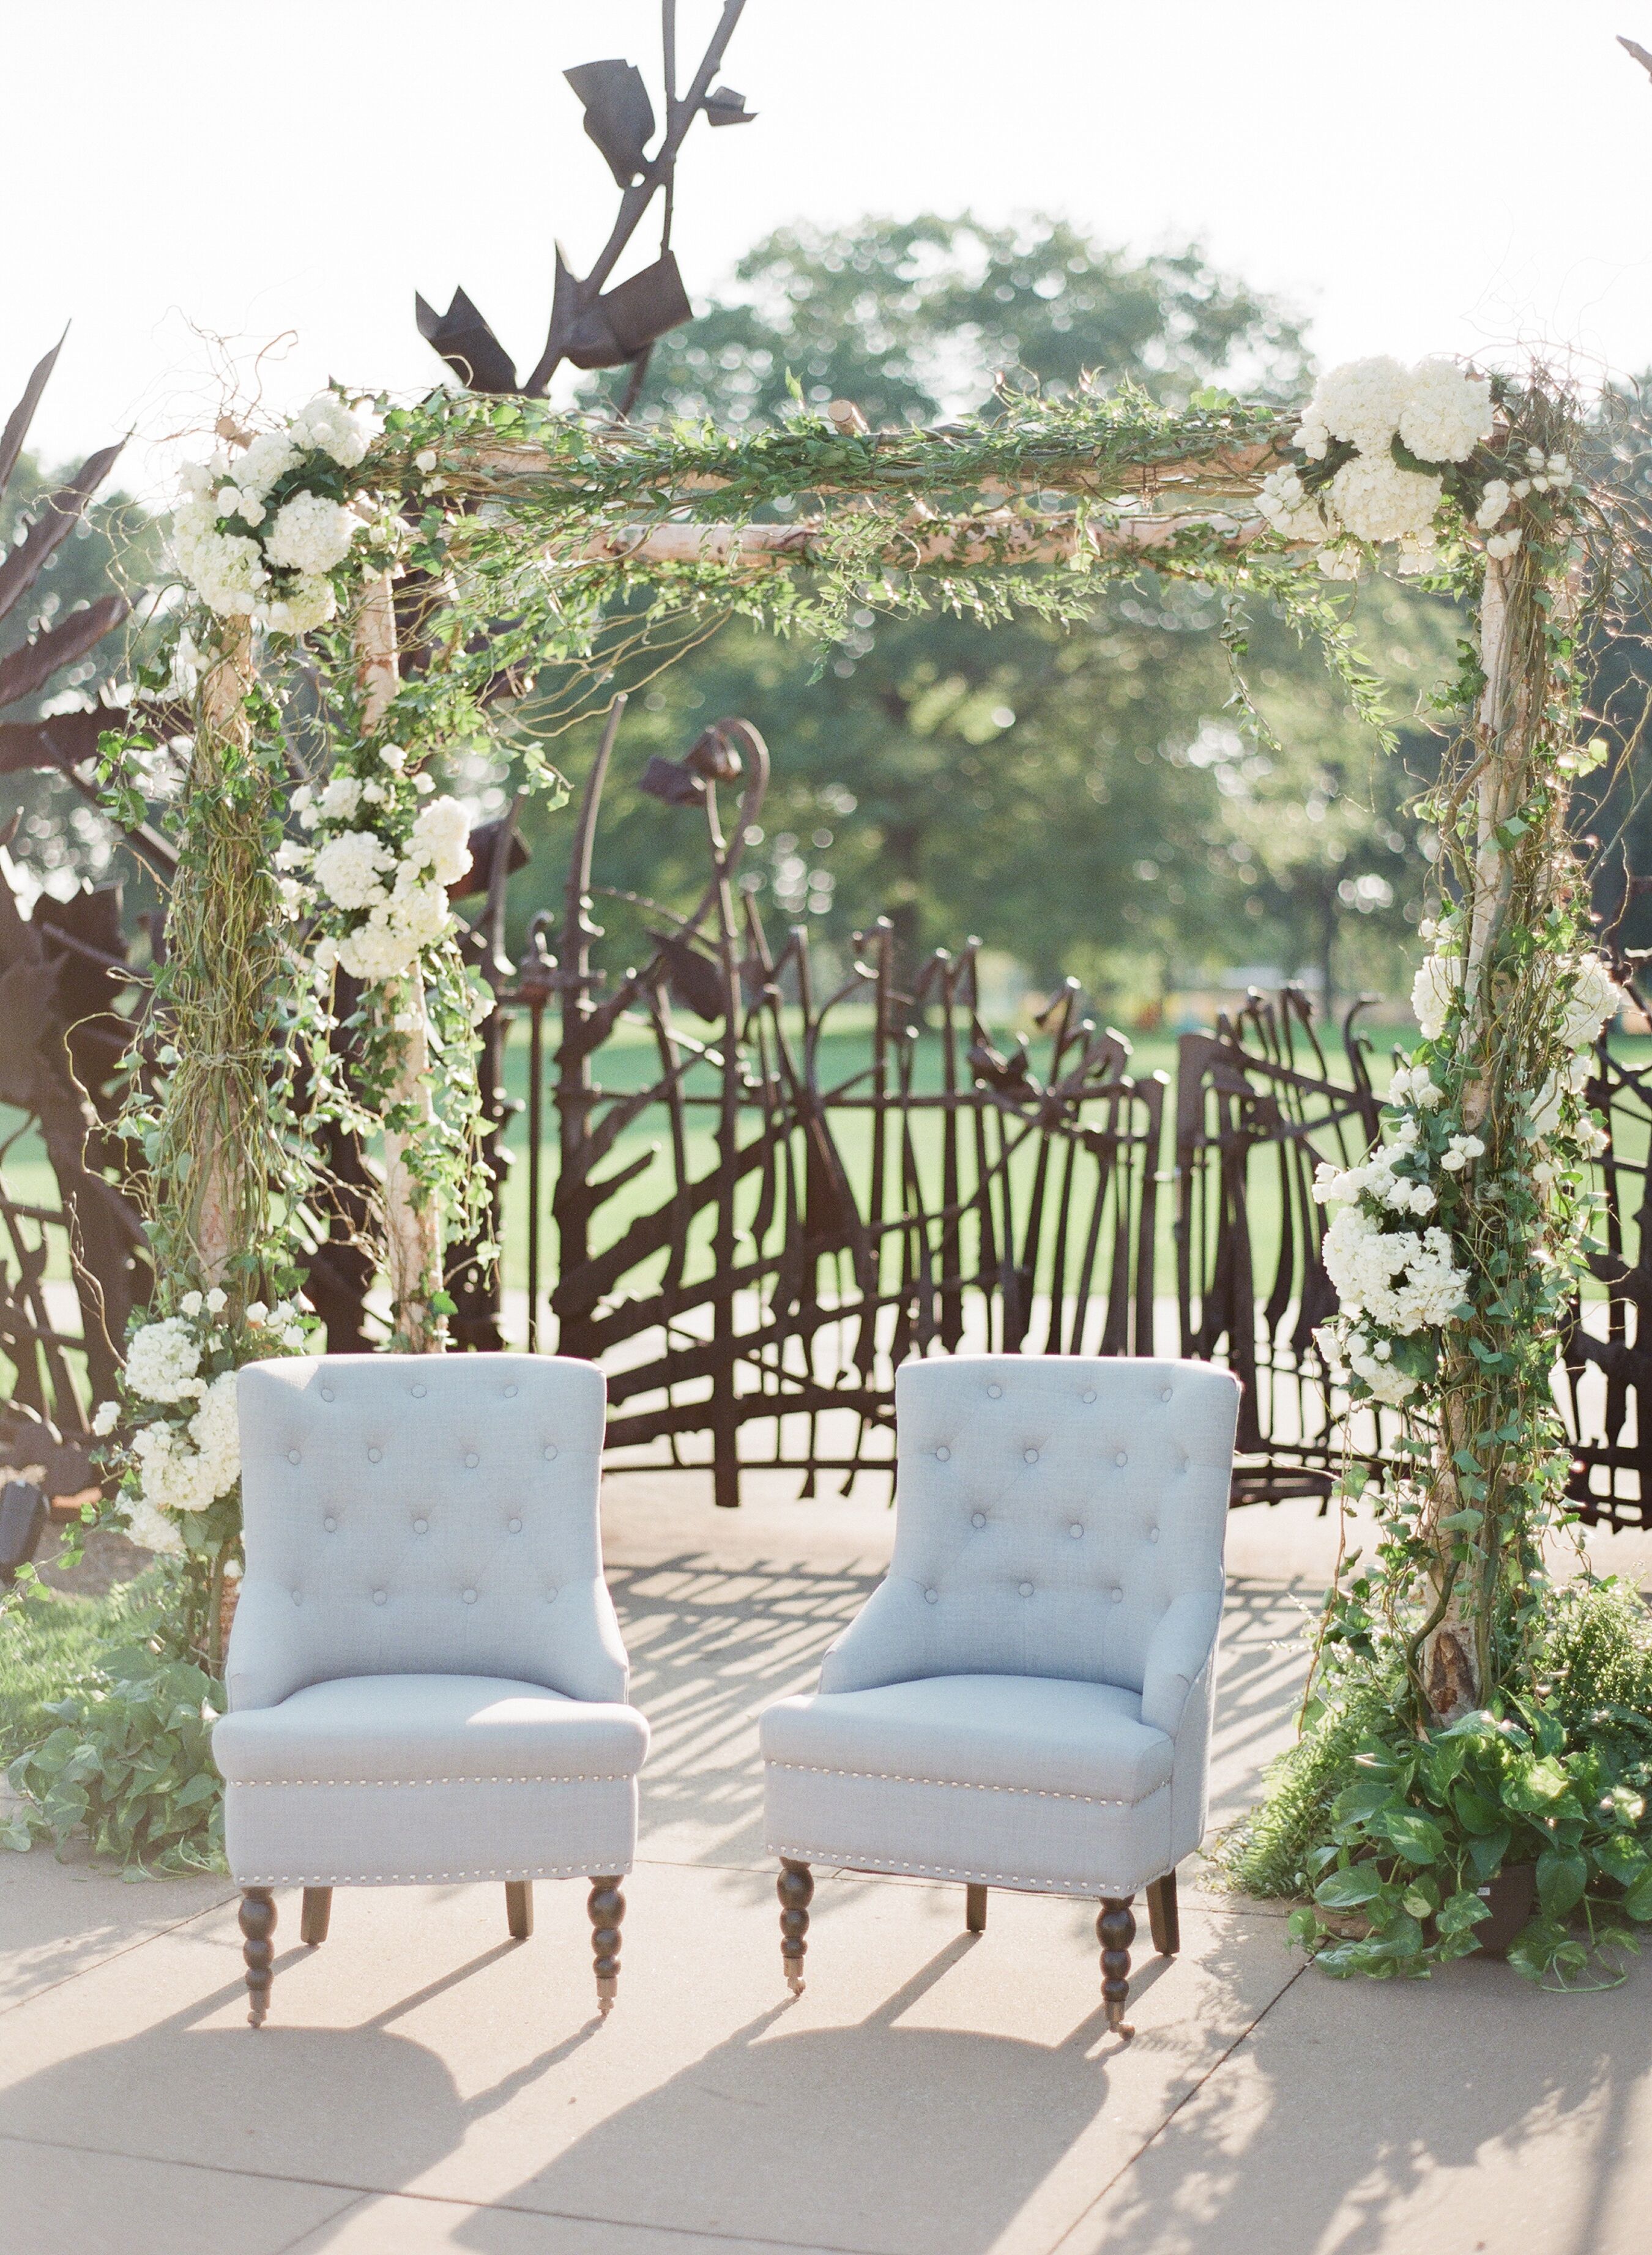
[0, 338, 146, 1517]
[417, 0, 754, 403]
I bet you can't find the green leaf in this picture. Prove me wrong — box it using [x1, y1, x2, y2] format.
[1315, 1865, 1386, 1910]
[1374, 1808, 1445, 1865]
[1536, 1848, 1588, 1920]
[1453, 1782, 1505, 1835]
[1286, 1908, 1319, 1947]
[1621, 1870, 1652, 1923]
[1332, 1778, 1398, 1825]
[1436, 1889, 1492, 1936]
[1467, 1827, 1512, 1881]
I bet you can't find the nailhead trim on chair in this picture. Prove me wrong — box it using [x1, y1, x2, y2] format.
[233, 1859, 633, 1884]
[228, 1772, 634, 1788]
[764, 1758, 1164, 1808]
[765, 1844, 1150, 1894]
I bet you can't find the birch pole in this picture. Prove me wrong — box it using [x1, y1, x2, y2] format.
[148, 614, 280, 1302]
[352, 569, 444, 1351]
[1419, 540, 1573, 1721]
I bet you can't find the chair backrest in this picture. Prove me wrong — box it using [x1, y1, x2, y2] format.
[888, 1355, 1238, 1693]
[230, 1354, 613, 1708]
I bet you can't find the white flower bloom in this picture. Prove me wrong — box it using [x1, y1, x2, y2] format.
[378, 744, 407, 773]
[1475, 480, 1511, 529]
[415, 448, 438, 472]
[1560, 954, 1620, 1050]
[317, 775, 364, 823]
[1529, 1074, 1565, 1137]
[1411, 953, 1460, 1040]
[312, 828, 395, 910]
[206, 1287, 228, 1313]
[1322, 1203, 1468, 1333]
[125, 1317, 204, 1405]
[264, 574, 337, 636]
[124, 1495, 185, 1555]
[406, 795, 472, 886]
[1397, 360, 1492, 464]
[1303, 355, 1413, 456]
[1526, 445, 1547, 470]
[1486, 529, 1522, 562]
[236, 431, 299, 497]
[180, 1290, 203, 1317]
[1317, 543, 1362, 581]
[289, 393, 370, 468]
[273, 838, 312, 871]
[333, 872, 452, 985]
[1257, 466, 1330, 544]
[1329, 454, 1443, 544]
[91, 1399, 121, 1436]
[266, 491, 359, 577]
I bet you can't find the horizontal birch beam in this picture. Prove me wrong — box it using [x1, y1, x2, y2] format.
[552, 508, 1279, 574]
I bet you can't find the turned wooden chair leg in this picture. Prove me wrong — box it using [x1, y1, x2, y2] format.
[1098, 1897, 1136, 2040]
[587, 1878, 625, 2017]
[778, 1859, 814, 1994]
[1145, 1870, 1180, 1956]
[300, 1887, 332, 1947]
[966, 1883, 988, 1934]
[239, 1889, 277, 2027]
[505, 1880, 534, 1941]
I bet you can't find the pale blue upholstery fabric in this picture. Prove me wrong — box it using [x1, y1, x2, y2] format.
[761, 1355, 1237, 1897]
[215, 1355, 647, 1887]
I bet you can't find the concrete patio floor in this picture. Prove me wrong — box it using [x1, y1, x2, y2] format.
[6, 1482, 1652, 2255]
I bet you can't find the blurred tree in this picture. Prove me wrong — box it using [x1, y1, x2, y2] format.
[511, 217, 1446, 1019]
[587, 212, 1309, 427]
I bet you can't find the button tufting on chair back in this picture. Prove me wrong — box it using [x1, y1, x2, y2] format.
[230, 1356, 622, 1712]
[850, 1355, 1239, 1696]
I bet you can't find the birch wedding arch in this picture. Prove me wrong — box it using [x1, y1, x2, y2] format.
[95, 347, 1652, 1982]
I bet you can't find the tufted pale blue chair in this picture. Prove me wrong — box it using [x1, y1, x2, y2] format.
[212, 1354, 648, 2026]
[759, 1355, 1238, 2036]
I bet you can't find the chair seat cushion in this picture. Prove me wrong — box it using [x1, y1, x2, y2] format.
[214, 1673, 649, 1787]
[759, 1673, 1172, 1805]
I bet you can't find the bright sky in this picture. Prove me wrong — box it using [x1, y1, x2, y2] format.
[13, 0, 1652, 497]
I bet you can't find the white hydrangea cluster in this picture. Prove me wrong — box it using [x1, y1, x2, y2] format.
[312, 828, 398, 910]
[170, 392, 371, 631]
[1263, 355, 1495, 573]
[264, 491, 359, 576]
[1327, 454, 1443, 546]
[131, 1372, 242, 1518]
[1315, 1323, 1419, 1408]
[299, 787, 473, 989]
[97, 1295, 308, 1551]
[1297, 357, 1491, 466]
[1319, 1202, 1470, 1335]
[124, 1316, 206, 1405]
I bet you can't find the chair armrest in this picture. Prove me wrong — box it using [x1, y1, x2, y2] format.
[816, 1578, 926, 1695]
[1139, 1590, 1223, 1739]
[224, 1578, 303, 1713]
[549, 1575, 632, 1704]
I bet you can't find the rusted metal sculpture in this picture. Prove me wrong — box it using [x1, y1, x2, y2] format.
[491, 713, 1169, 1506]
[417, 0, 754, 408]
[0, 338, 146, 1512]
[1175, 987, 1393, 1507]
